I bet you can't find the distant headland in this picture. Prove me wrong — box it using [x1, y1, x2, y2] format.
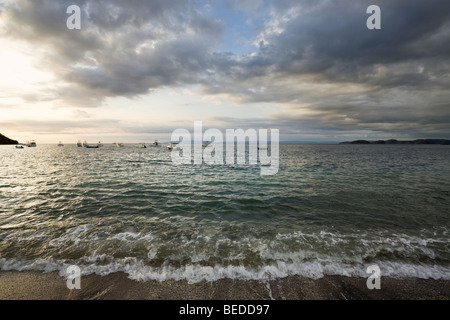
[340, 139, 450, 145]
[0, 133, 18, 145]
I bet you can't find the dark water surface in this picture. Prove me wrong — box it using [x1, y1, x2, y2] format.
[1, 144, 449, 282]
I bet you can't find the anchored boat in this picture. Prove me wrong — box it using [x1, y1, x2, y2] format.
[26, 140, 37, 147]
[152, 140, 161, 147]
[83, 141, 99, 148]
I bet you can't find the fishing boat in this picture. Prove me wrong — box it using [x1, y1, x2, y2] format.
[152, 140, 161, 147]
[83, 141, 99, 148]
[77, 141, 82, 147]
[85, 144, 99, 149]
[26, 140, 37, 147]
[115, 142, 124, 147]
[16, 145, 24, 149]
[137, 143, 147, 148]
[58, 141, 64, 146]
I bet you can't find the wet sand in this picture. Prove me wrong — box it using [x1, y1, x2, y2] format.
[0, 271, 448, 300]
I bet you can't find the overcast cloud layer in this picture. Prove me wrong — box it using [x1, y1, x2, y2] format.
[1, 0, 450, 140]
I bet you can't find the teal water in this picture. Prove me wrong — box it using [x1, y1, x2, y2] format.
[0, 144, 449, 282]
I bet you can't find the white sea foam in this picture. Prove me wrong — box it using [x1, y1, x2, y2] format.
[48, 224, 92, 247]
[2, 226, 449, 283]
[112, 232, 154, 242]
[1, 256, 449, 283]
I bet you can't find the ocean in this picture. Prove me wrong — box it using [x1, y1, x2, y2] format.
[0, 144, 449, 283]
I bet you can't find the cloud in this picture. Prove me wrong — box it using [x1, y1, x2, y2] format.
[206, 0, 450, 91]
[1, 0, 449, 139]
[199, 0, 450, 136]
[1, 0, 225, 105]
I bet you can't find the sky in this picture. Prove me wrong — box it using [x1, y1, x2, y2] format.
[0, 0, 449, 143]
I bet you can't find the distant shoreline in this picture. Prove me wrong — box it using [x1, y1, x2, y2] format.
[340, 139, 450, 145]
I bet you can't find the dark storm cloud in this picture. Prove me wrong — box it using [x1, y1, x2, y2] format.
[1, 0, 450, 138]
[200, 0, 450, 137]
[2, 0, 225, 102]
[205, 0, 450, 94]
[280, 0, 450, 89]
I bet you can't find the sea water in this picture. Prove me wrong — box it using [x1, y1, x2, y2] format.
[0, 144, 449, 283]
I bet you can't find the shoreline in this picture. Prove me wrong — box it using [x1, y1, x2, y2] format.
[0, 271, 448, 300]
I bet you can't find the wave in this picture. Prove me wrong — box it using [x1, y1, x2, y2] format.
[1, 255, 449, 284]
[1, 225, 449, 283]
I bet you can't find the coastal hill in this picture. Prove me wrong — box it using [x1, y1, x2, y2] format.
[0, 133, 19, 145]
[340, 139, 450, 145]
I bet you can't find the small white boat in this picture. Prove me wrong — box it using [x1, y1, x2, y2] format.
[115, 142, 124, 147]
[152, 140, 161, 147]
[26, 140, 37, 147]
[58, 141, 64, 146]
[16, 145, 24, 149]
[137, 143, 147, 149]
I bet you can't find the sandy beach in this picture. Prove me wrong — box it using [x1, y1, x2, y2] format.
[0, 271, 448, 300]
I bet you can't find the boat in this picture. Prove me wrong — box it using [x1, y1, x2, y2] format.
[115, 142, 124, 147]
[152, 140, 161, 147]
[85, 144, 99, 149]
[83, 141, 99, 148]
[58, 141, 64, 146]
[137, 143, 147, 148]
[26, 140, 37, 147]
[77, 141, 82, 147]
[16, 145, 24, 149]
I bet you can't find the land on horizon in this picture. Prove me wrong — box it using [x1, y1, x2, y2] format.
[340, 139, 450, 145]
[0, 133, 18, 145]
